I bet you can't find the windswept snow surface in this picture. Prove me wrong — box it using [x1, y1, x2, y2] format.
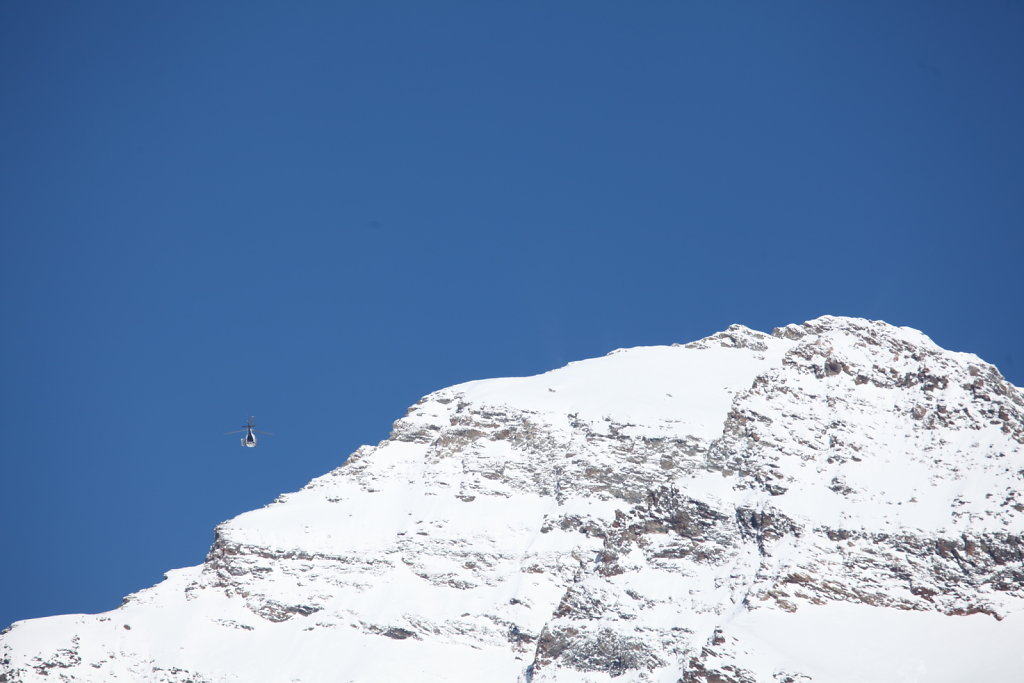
[2, 316, 1023, 682]
[453, 340, 792, 440]
[725, 603, 1024, 683]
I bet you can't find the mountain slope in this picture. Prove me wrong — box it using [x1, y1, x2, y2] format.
[3, 316, 1023, 682]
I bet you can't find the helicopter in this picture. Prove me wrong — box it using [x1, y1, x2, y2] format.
[226, 417, 272, 447]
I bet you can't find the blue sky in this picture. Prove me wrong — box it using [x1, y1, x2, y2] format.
[1, 2, 1021, 630]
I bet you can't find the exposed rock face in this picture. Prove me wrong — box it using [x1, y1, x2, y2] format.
[3, 316, 1023, 682]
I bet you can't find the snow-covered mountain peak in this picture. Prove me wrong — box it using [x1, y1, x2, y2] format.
[3, 317, 1023, 682]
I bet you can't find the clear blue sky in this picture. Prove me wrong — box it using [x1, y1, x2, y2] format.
[1, 2, 1021, 630]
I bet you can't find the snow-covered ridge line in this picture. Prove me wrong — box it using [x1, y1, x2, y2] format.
[3, 316, 1023, 683]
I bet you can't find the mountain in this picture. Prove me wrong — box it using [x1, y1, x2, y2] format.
[3, 316, 1023, 682]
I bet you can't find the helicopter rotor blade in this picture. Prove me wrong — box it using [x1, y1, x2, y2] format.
[224, 429, 245, 435]
[253, 430, 273, 435]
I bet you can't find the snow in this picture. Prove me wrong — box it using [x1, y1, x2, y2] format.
[726, 602, 1024, 683]
[451, 340, 792, 440]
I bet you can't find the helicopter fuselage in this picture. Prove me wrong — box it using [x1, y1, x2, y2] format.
[242, 428, 257, 447]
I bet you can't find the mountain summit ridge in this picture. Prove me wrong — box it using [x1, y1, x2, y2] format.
[3, 316, 1023, 682]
